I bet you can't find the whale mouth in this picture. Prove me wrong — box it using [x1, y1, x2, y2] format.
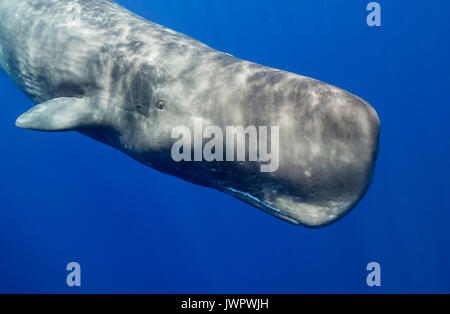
[224, 187, 301, 225]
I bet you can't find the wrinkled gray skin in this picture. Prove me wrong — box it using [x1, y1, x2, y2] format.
[0, 0, 380, 227]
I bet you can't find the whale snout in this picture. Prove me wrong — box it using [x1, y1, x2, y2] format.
[265, 78, 381, 227]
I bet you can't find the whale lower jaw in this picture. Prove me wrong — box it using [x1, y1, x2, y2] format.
[224, 187, 357, 227]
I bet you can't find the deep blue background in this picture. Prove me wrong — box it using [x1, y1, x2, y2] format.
[0, 0, 449, 293]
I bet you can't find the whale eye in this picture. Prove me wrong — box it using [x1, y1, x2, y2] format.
[156, 100, 166, 110]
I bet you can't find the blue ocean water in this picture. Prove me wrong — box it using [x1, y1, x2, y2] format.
[0, 0, 449, 293]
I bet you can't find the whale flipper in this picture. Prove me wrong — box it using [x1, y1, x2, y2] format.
[15, 98, 99, 132]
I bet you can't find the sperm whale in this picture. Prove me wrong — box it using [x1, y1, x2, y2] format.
[0, 0, 380, 227]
